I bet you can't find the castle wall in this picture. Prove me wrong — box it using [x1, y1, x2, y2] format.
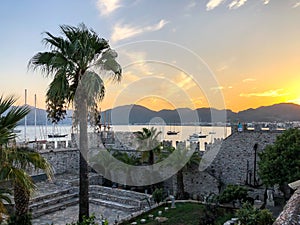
[204, 131, 282, 186]
[34, 130, 284, 199]
[40, 148, 79, 175]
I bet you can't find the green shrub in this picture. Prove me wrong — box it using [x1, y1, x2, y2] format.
[236, 202, 274, 225]
[152, 188, 164, 204]
[218, 185, 248, 205]
[66, 214, 101, 225]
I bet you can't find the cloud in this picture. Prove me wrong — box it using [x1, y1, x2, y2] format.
[210, 86, 224, 90]
[111, 24, 142, 43]
[262, 0, 270, 5]
[206, 0, 226, 11]
[293, 2, 300, 8]
[240, 89, 287, 97]
[174, 72, 196, 90]
[111, 19, 169, 43]
[242, 78, 256, 82]
[228, 0, 247, 9]
[96, 0, 121, 16]
[216, 65, 229, 72]
[186, 1, 197, 10]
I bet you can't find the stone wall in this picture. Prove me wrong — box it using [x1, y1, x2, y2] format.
[164, 130, 285, 199]
[183, 169, 220, 197]
[40, 148, 79, 175]
[34, 130, 285, 201]
[204, 131, 282, 186]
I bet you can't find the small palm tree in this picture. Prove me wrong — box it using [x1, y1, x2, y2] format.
[28, 23, 122, 221]
[135, 127, 162, 165]
[177, 150, 201, 199]
[0, 95, 53, 224]
[2, 147, 53, 224]
[112, 151, 139, 166]
[160, 146, 201, 199]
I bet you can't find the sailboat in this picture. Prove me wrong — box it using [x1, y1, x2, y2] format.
[167, 123, 179, 135]
[47, 123, 68, 138]
[188, 124, 207, 140]
[167, 130, 179, 135]
[48, 133, 68, 138]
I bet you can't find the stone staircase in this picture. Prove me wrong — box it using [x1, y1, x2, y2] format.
[30, 185, 153, 218]
[89, 185, 153, 212]
[30, 188, 78, 218]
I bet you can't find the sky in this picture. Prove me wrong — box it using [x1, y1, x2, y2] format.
[0, 0, 300, 112]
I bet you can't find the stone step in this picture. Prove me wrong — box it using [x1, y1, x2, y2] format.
[30, 185, 154, 219]
[89, 192, 140, 207]
[30, 193, 78, 211]
[89, 198, 138, 212]
[31, 197, 79, 218]
[30, 188, 74, 203]
[89, 185, 152, 200]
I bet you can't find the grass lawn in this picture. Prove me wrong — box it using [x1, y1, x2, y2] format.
[120, 202, 235, 225]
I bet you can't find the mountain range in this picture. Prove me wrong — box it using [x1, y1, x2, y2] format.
[15, 102, 300, 125]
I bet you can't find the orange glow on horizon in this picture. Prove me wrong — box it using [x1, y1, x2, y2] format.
[135, 97, 176, 111]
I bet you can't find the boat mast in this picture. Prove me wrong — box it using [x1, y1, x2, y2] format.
[24, 89, 27, 142]
[34, 94, 37, 141]
[45, 105, 48, 139]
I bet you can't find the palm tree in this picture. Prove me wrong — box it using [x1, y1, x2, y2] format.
[175, 149, 200, 199]
[0, 95, 53, 224]
[135, 127, 162, 165]
[1, 146, 53, 224]
[28, 23, 122, 221]
[159, 145, 201, 199]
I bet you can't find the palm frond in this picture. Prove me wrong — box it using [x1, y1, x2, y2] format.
[95, 49, 122, 82]
[0, 95, 30, 145]
[0, 166, 36, 193]
[29, 23, 122, 125]
[0, 95, 17, 115]
[80, 71, 105, 106]
[0, 188, 12, 204]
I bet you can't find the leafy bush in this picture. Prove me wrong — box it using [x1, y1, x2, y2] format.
[152, 188, 164, 204]
[66, 214, 103, 225]
[236, 202, 274, 225]
[218, 185, 248, 205]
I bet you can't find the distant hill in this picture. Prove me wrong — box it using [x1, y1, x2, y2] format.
[12, 102, 300, 125]
[16, 106, 73, 126]
[234, 103, 300, 122]
[104, 103, 300, 124]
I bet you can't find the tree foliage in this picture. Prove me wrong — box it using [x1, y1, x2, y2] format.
[0, 95, 53, 224]
[152, 188, 164, 204]
[258, 128, 300, 187]
[135, 127, 162, 164]
[0, 95, 30, 145]
[236, 202, 274, 225]
[218, 184, 248, 204]
[28, 23, 122, 221]
[28, 23, 121, 124]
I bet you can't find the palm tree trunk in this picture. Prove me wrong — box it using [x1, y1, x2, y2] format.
[176, 169, 185, 200]
[148, 150, 154, 165]
[78, 98, 89, 222]
[14, 182, 30, 221]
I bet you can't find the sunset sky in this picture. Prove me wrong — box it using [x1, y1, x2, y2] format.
[0, 0, 300, 112]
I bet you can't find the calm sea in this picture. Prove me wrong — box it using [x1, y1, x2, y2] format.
[15, 125, 231, 149]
